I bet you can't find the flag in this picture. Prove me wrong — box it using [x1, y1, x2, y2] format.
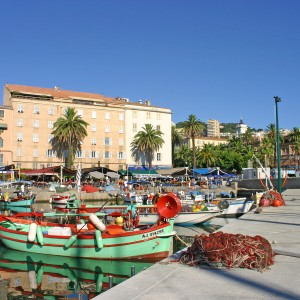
[76, 163, 81, 190]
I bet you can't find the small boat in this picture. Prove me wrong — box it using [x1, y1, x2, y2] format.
[0, 244, 153, 297]
[49, 193, 78, 205]
[0, 194, 36, 208]
[0, 194, 180, 260]
[209, 197, 255, 217]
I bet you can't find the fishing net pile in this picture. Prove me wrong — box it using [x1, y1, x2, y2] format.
[179, 231, 274, 272]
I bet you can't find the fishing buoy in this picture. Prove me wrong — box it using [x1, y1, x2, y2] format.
[89, 214, 106, 231]
[37, 266, 44, 286]
[28, 223, 37, 242]
[63, 263, 78, 283]
[96, 273, 104, 293]
[28, 270, 38, 289]
[36, 225, 44, 245]
[64, 235, 77, 248]
[95, 229, 103, 249]
[115, 216, 124, 226]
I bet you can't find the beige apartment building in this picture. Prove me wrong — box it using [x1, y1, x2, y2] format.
[0, 84, 172, 171]
[207, 119, 220, 137]
[186, 136, 228, 149]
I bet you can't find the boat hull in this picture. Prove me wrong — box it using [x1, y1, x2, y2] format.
[0, 217, 175, 261]
[218, 199, 255, 217]
[139, 211, 220, 226]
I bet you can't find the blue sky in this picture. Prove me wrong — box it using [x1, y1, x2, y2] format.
[1, 0, 299, 130]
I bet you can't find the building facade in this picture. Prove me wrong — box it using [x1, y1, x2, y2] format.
[207, 119, 220, 137]
[1, 84, 172, 171]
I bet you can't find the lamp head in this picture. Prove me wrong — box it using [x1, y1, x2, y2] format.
[274, 96, 281, 103]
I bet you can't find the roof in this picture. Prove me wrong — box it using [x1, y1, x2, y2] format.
[156, 167, 193, 176]
[21, 166, 76, 176]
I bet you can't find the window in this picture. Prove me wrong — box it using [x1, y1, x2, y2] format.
[119, 113, 124, 121]
[0, 137, 3, 148]
[32, 162, 38, 169]
[0, 110, 4, 118]
[119, 138, 124, 146]
[17, 133, 23, 142]
[33, 120, 39, 128]
[78, 109, 83, 117]
[119, 125, 124, 133]
[0, 154, 3, 165]
[157, 153, 161, 161]
[105, 112, 110, 120]
[33, 133, 39, 142]
[76, 150, 85, 158]
[16, 163, 22, 168]
[47, 150, 54, 157]
[48, 134, 54, 143]
[90, 151, 99, 158]
[118, 152, 126, 159]
[133, 123, 137, 132]
[146, 112, 151, 119]
[48, 107, 55, 115]
[157, 113, 161, 120]
[17, 104, 23, 113]
[33, 149, 39, 157]
[91, 137, 97, 145]
[103, 151, 112, 159]
[47, 163, 53, 167]
[105, 125, 110, 133]
[33, 105, 40, 114]
[132, 111, 137, 118]
[16, 148, 22, 157]
[17, 119, 23, 127]
[48, 121, 54, 129]
[91, 111, 97, 119]
[103, 137, 112, 146]
[91, 124, 96, 132]
[156, 125, 161, 131]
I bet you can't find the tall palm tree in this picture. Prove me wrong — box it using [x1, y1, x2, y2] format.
[288, 127, 300, 168]
[198, 144, 217, 168]
[171, 125, 183, 167]
[51, 107, 89, 168]
[182, 114, 204, 169]
[130, 124, 164, 170]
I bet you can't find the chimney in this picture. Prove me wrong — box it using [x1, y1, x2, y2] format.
[145, 100, 151, 106]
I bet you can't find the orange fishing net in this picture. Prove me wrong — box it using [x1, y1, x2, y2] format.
[179, 231, 274, 272]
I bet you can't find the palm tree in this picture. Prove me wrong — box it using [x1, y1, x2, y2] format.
[198, 144, 217, 168]
[130, 124, 164, 170]
[51, 107, 89, 168]
[288, 127, 300, 168]
[182, 114, 204, 169]
[171, 125, 183, 167]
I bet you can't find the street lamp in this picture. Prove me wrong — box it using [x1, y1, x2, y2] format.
[274, 96, 282, 194]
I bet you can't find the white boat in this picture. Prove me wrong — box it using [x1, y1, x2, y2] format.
[49, 194, 78, 205]
[139, 209, 220, 226]
[209, 197, 255, 217]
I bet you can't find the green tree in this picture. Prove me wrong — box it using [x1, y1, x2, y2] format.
[182, 114, 204, 169]
[130, 124, 164, 170]
[288, 127, 300, 168]
[197, 144, 217, 168]
[51, 107, 89, 168]
[174, 144, 192, 167]
[171, 125, 183, 167]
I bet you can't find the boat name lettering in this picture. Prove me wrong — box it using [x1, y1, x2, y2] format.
[141, 229, 164, 238]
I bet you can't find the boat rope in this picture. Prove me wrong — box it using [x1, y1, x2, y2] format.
[175, 234, 189, 247]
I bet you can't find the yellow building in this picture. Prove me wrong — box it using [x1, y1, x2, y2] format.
[1, 84, 172, 171]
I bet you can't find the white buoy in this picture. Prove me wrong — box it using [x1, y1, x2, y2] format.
[28, 223, 37, 242]
[28, 270, 37, 289]
[89, 214, 106, 231]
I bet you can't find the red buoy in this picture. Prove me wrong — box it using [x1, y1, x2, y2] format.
[156, 193, 182, 218]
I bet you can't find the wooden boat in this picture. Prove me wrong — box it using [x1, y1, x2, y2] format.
[0, 244, 153, 297]
[0, 194, 180, 260]
[49, 193, 78, 205]
[0, 194, 36, 208]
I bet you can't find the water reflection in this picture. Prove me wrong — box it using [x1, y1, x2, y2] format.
[0, 244, 153, 299]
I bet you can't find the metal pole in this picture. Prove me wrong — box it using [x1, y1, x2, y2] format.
[274, 96, 282, 194]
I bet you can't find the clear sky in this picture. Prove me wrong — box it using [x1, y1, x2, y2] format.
[1, 0, 299, 130]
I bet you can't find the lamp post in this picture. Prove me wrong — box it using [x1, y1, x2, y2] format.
[274, 96, 282, 194]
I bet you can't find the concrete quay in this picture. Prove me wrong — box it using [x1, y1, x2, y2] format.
[96, 189, 300, 300]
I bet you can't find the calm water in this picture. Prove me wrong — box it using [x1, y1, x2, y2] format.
[0, 202, 237, 299]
